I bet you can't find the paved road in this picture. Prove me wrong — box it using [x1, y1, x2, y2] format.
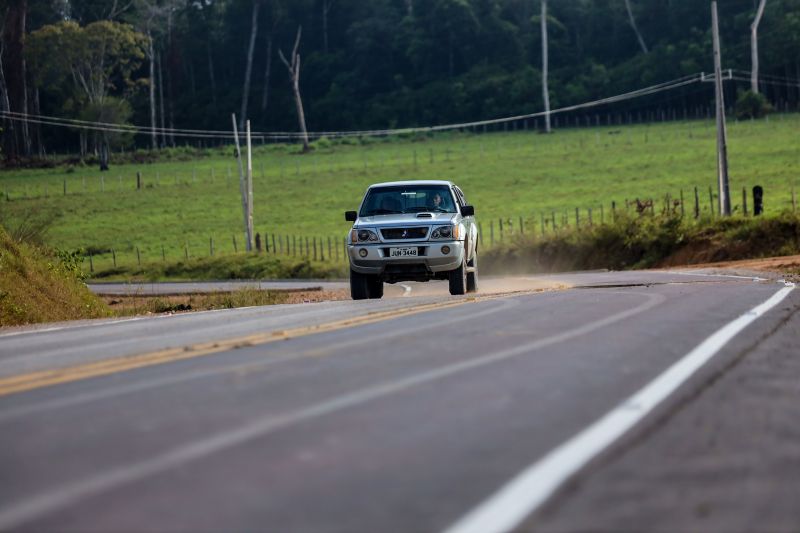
[1, 271, 797, 532]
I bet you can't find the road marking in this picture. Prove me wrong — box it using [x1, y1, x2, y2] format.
[0, 290, 659, 529]
[0, 298, 520, 422]
[444, 282, 795, 533]
[0, 299, 470, 397]
[662, 269, 768, 282]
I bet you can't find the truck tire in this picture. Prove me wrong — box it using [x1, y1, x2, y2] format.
[448, 258, 467, 295]
[350, 269, 370, 300]
[466, 254, 478, 293]
[368, 277, 384, 299]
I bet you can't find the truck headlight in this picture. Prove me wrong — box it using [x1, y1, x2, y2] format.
[355, 229, 379, 242]
[431, 225, 455, 239]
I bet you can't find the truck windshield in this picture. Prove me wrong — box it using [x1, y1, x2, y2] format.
[359, 185, 457, 216]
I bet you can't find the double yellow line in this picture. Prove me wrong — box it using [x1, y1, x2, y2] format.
[0, 299, 473, 397]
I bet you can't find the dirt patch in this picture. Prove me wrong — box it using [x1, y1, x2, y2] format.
[664, 254, 800, 281]
[103, 289, 349, 316]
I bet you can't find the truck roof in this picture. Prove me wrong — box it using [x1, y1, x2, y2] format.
[367, 180, 454, 188]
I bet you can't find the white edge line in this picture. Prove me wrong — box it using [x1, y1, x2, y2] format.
[444, 281, 795, 533]
[663, 269, 768, 282]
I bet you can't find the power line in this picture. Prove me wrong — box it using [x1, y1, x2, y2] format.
[0, 73, 710, 141]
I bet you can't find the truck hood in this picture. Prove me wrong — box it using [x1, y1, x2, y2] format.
[355, 213, 458, 227]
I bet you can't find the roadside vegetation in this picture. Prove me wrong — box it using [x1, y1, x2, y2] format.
[1, 117, 798, 275]
[482, 212, 800, 275]
[91, 253, 346, 282]
[0, 227, 110, 326]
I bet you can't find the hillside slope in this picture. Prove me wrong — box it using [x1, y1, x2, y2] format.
[0, 229, 109, 326]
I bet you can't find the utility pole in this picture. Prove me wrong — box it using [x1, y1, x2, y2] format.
[232, 113, 252, 251]
[541, 0, 551, 133]
[246, 120, 255, 251]
[712, 1, 730, 216]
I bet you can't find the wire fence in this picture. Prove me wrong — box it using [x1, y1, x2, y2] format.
[81, 184, 797, 274]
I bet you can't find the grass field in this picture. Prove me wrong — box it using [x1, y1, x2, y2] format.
[1, 115, 798, 273]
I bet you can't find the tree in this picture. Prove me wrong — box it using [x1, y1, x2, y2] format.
[750, 0, 767, 93]
[279, 26, 309, 152]
[1, 0, 30, 160]
[27, 20, 146, 167]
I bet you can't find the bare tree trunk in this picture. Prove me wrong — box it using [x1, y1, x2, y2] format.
[279, 27, 310, 152]
[260, 35, 273, 113]
[322, 0, 334, 54]
[148, 33, 157, 150]
[2, 0, 29, 160]
[158, 51, 166, 147]
[207, 41, 217, 105]
[750, 0, 767, 93]
[240, 1, 260, 130]
[166, 8, 175, 147]
[541, 0, 551, 133]
[623, 0, 648, 54]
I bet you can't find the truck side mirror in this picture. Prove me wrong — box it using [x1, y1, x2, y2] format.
[345, 211, 358, 222]
[461, 205, 475, 217]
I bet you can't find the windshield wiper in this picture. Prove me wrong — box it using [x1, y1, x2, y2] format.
[364, 209, 402, 216]
[405, 206, 450, 213]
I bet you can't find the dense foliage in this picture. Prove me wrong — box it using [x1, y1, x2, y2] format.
[2, 0, 800, 156]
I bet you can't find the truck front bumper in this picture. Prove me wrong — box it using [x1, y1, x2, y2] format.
[348, 240, 464, 278]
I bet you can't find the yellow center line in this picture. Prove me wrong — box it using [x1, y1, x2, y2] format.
[0, 299, 470, 397]
[0, 287, 567, 398]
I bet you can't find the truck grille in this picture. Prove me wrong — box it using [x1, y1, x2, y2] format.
[380, 227, 428, 240]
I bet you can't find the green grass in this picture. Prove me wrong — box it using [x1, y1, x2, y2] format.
[1, 115, 798, 275]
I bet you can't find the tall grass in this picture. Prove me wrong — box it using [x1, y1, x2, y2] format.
[481, 212, 800, 274]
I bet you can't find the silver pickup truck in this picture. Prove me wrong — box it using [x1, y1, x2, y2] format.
[345, 180, 479, 299]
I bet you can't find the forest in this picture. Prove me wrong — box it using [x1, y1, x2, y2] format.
[1, 0, 799, 161]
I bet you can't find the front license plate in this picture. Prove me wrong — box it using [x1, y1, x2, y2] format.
[389, 247, 418, 258]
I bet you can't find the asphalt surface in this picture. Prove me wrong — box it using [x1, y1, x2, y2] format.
[1, 271, 797, 532]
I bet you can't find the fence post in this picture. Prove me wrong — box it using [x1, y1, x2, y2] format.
[136, 247, 141, 266]
[600, 204, 604, 224]
[611, 201, 616, 222]
[708, 186, 714, 215]
[742, 187, 748, 216]
[490, 220, 494, 246]
[210, 237, 214, 256]
[551, 211, 556, 229]
[185, 242, 189, 260]
[255, 233, 262, 252]
[519, 216, 524, 235]
[753, 186, 764, 215]
[588, 208, 593, 227]
[313, 237, 318, 261]
[499, 218, 504, 241]
[575, 207, 580, 228]
[540, 212, 545, 233]
[89, 252, 94, 273]
[136, 172, 142, 190]
[328, 236, 332, 260]
[305, 237, 309, 258]
[112, 248, 117, 268]
[694, 187, 700, 218]
[233, 235, 238, 253]
[272, 234, 277, 254]
[680, 189, 685, 217]
[793, 186, 797, 213]
[162, 245, 166, 261]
